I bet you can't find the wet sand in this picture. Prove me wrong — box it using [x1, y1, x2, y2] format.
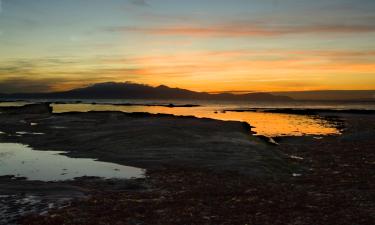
[0, 104, 374, 224]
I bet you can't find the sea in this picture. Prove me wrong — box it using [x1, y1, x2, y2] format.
[1, 99, 374, 137]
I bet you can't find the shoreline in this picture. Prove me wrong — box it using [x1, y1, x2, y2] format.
[0, 104, 289, 177]
[0, 104, 374, 224]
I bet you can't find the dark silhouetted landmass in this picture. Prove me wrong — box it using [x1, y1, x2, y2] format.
[272, 90, 375, 101]
[0, 82, 292, 101]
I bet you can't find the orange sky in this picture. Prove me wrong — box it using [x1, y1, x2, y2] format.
[0, 0, 374, 93]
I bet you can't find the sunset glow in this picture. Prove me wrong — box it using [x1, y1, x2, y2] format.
[0, 0, 374, 93]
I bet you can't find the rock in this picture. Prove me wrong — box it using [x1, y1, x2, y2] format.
[0, 103, 52, 115]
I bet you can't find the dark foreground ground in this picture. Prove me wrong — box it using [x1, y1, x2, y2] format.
[1, 104, 374, 225]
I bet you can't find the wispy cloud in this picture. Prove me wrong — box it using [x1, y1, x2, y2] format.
[0, 77, 64, 93]
[107, 22, 375, 37]
[1, 49, 375, 93]
[0, 57, 142, 93]
[129, 0, 149, 7]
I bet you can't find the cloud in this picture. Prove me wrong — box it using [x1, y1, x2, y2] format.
[106, 22, 375, 37]
[0, 58, 79, 75]
[129, 0, 149, 7]
[0, 70, 140, 93]
[0, 77, 62, 93]
[1, 49, 374, 93]
[108, 49, 375, 90]
[0, 57, 143, 93]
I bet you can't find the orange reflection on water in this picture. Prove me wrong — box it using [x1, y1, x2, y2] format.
[211, 111, 340, 137]
[53, 104, 340, 137]
[0, 101, 29, 107]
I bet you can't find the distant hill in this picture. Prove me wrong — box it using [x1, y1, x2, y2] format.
[272, 90, 375, 101]
[1, 82, 292, 101]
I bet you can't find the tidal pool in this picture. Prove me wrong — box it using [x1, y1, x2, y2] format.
[0, 143, 144, 181]
[0, 102, 29, 107]
[53, 103, 340, 137]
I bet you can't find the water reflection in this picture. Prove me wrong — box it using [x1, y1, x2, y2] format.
[0, 102, 29, 107]
[0, 143, 144, 181]
[53, 104, 340, 137]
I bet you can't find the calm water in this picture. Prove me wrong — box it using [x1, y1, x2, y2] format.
[52, 103, 342, 137]
[3, 99, 375, 136]
[0, 101, 31, 107]
[2, 99, 375, 110]
[0, 143, 144, 181]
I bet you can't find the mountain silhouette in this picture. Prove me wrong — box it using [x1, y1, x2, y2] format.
[0, 82, 292, 101]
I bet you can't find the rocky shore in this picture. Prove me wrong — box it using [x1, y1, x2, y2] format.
[0, 103, 374, 225]
[0, 103, 289, 177]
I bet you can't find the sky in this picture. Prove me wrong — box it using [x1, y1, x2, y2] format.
[0, 0, 374, 93]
